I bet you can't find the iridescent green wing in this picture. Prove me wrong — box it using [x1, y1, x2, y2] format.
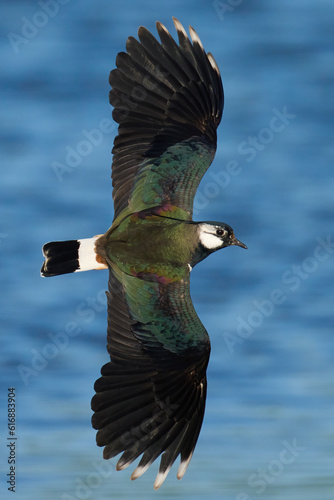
[91, 266, 210, 489]
[110, 18, 224, 223]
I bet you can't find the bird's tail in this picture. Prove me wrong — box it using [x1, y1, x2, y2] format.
[41, 235, 108, 277]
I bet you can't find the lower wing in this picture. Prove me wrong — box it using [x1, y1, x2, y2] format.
[91, 265, 211, 489]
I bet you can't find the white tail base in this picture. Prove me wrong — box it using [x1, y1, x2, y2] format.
[76, 236, 108, 272]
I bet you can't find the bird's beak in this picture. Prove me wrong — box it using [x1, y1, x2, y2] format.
[230, 235, 248, 249]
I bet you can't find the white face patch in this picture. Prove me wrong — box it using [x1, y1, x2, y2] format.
[198, 224, 224, 250]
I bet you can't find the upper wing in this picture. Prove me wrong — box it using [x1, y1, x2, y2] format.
[110, 17, 224, 221]
[91, 265, 211, 489]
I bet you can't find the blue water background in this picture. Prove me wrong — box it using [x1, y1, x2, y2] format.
[1, 1, 333, 498]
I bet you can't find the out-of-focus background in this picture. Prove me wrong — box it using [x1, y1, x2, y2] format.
[1, 1, 333, 498]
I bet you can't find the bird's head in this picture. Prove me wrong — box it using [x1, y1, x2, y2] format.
[197, 222, 247, 252]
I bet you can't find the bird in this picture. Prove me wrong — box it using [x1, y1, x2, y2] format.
[41, 17, 247, 490]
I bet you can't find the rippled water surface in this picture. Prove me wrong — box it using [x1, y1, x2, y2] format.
[1, 1, 333, 499]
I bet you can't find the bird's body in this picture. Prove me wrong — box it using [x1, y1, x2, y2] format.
[41, 18, 247, 490]
[99, 208, 243, 282]
[100, 207, 196, 283]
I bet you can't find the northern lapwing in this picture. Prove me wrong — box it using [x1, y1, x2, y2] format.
[41, 18, 247, 489]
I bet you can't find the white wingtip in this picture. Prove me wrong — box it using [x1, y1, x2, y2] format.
[207, 52, 221, 76]
[130, 464, 150, 481]
[156, 20, 169, 35]
[153, 468, 171, 490]
[189, 25, 204, 50]
[177, 453, 193, 480]
[172, 17, 188, 39]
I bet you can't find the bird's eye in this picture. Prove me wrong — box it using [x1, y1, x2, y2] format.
[216, 229, 224, 236]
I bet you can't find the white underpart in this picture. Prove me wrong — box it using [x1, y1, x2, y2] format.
[199, 224, 223, 250]
[76, 235, 107, 272]
[188, 263, 192, 272]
